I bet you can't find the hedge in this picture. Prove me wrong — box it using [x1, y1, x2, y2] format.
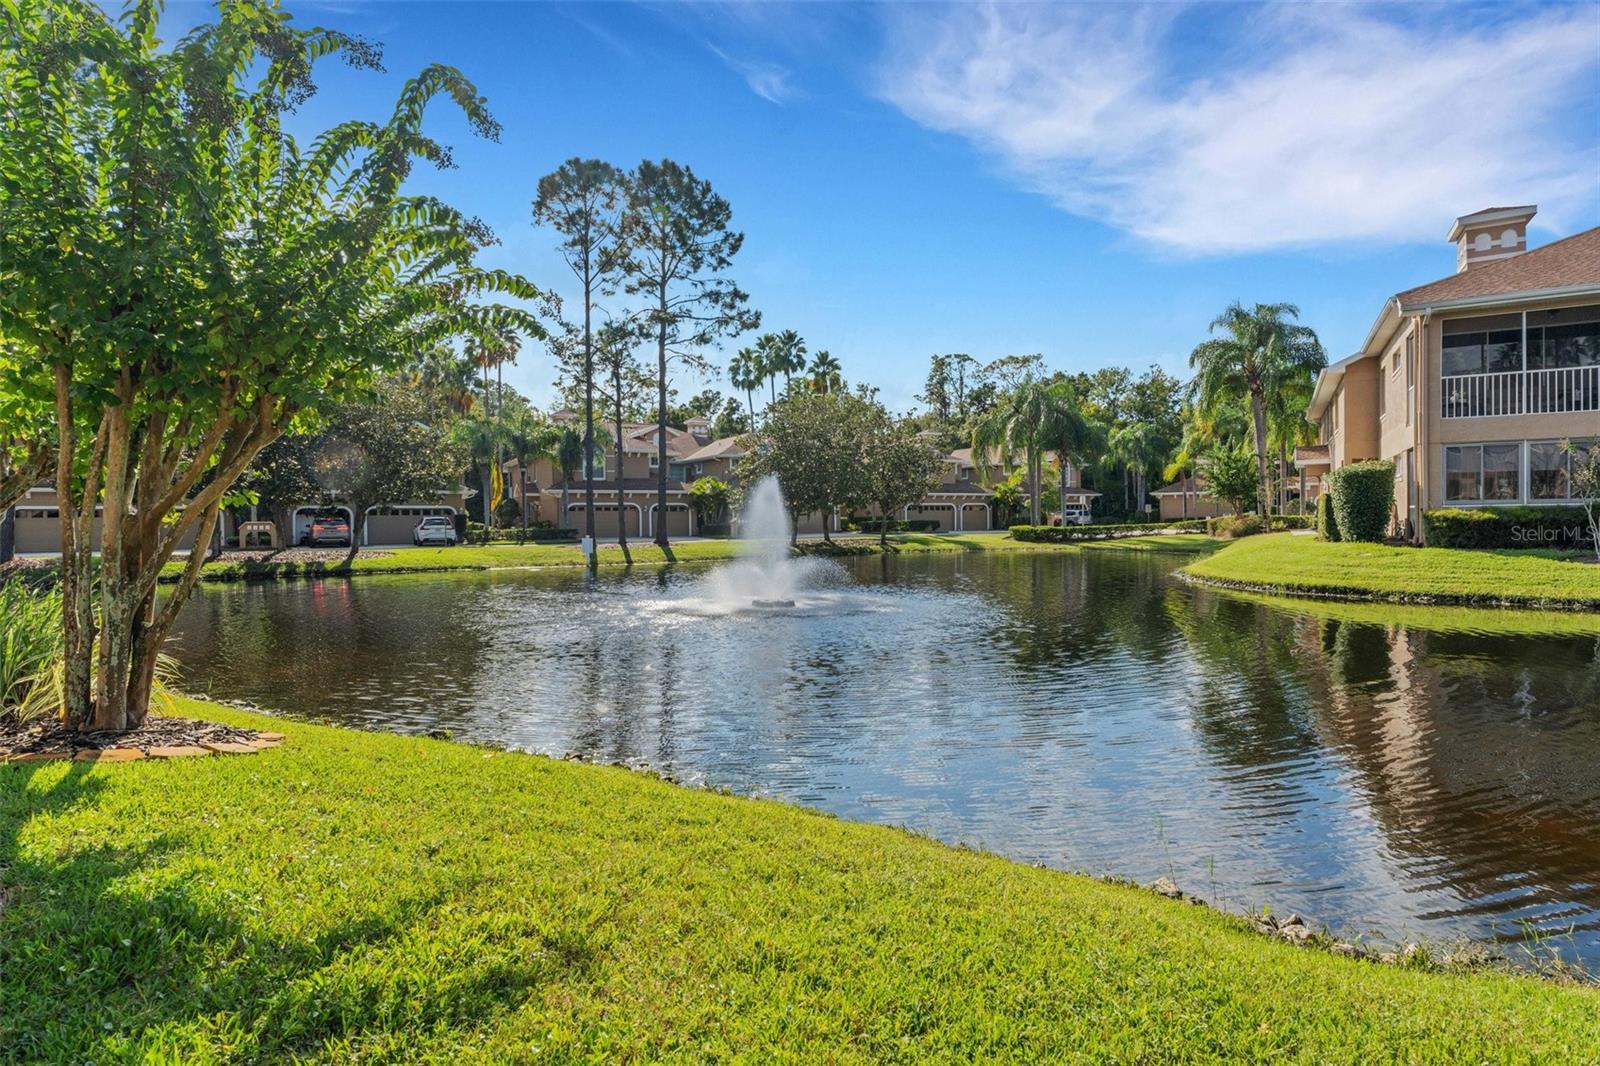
[1010, 520, 1206, 542]
[844, 518, 941, 533]
[1206, 514, 1267, 538]
[1326, 460, 1393, 542]
[1317, 491, 1340, 542]
[1422, 506, 1595, 550]
[1269, 514, 1314, 531]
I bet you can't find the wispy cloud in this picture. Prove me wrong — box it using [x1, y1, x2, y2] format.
[877, 3, 1600, 253]
[708, 43, 798, 104]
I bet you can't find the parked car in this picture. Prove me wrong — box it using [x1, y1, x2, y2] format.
[413, 515, 458, 546]
[307, 513, 352, 547]
[1058, 505, 1093, 526]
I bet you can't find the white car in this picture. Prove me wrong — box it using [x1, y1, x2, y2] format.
[1058, 505, 1093, 526]
[413, 516, 458, 546]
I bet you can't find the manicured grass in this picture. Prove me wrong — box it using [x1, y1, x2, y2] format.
[3, 698, 1595, 1062]
[1185, 532, 1600, 610]
[167, 532, 1222, 584]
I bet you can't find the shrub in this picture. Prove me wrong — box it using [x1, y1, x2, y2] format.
[494, 498, 524, 527]
[845, 518, 940, 533]
[1269, 514, 1314, 531]
[1421, 506, 1594, 550]
[1317, 491, 1341, 541]
[1327, 460, 1393, 542]
[1206, 514, 1266, 539]
[1010, 521, 1205, 543]
[1, 582, 62, 719]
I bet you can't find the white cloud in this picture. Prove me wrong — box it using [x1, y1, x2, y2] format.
[708, 43, 798, 104]
[877, 3, 1600, 253]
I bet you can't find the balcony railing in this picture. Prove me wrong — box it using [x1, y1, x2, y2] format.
[1441, 366, 1600, 418]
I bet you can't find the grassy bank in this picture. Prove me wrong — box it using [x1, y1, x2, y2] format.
[1184, 532, 1600, 610]
[164, 531, 1220, 584]
[3, 698, 1596, 1062]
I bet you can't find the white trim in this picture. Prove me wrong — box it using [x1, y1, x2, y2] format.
[1400, 284, 1600, 316]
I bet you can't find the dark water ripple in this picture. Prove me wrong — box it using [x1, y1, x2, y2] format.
[165, 550, 1600, 966]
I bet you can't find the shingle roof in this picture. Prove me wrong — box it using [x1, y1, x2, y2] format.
[1395, 226, 1600, 307]
[679, 436, 747, 464]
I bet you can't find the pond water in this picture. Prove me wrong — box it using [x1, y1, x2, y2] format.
[166, 549, 1600, 967]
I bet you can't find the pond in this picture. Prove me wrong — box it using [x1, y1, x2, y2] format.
[166, 548, 1600, 967]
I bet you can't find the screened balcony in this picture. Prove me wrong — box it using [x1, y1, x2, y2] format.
[1440, 309, 1600, 419]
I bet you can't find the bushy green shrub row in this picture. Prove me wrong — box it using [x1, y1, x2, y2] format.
[1317, 491, 1340, 541]
[1269, 514, 1314, 531]
[1326, 460, 1394, 543]
[1422, 507, 1594, 550]
[1010, 520, 1206, 542]
[844, 518, 941, 533]
[487, 527, 580, 544]
[1206, 514, 1267, 538]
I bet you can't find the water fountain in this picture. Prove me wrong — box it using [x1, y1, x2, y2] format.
[732, 476, 797, 609]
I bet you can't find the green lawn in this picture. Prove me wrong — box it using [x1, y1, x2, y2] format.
[169, 531, 1221, 584]
[3, 698, 1595, 1062]
[1185, 532, 1600, 610]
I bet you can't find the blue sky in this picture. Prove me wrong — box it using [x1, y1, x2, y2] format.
[163, 1, 1600, 411]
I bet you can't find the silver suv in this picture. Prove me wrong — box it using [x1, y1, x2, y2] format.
[413, 515, 458, 546]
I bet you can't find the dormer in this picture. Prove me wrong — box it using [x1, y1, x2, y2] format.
[1448, 205, 1535, 273]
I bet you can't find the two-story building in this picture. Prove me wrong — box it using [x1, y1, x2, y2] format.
[1306, 206, 1599, 542]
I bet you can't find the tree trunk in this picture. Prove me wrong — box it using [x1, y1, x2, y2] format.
[480, 466, 493, 537]
[1249, 385, 1271, 519]
[0, 506, 13, 564]
[342, 506, 364, 567]
[615, 394, 631, 565]
[583, 279, 597, 544]
[654, 301, 673, 558]
[822, 505, 833, 544]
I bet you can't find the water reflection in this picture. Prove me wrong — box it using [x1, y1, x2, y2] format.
[166, 552, 1600, 965]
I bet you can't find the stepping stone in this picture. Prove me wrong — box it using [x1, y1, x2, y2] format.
[147, 745, 211, 759]
[3, 750, 69, 763]
[200, 741, 259, 755]
[74, 748, 144, 762]
[256, 732, 286, 743]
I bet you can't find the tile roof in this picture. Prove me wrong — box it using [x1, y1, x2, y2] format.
[1395, 226, 1600, 308]
[679, 436, 747, 464]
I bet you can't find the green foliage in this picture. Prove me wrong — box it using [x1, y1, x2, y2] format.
[0, 582, 62, 718]
[734, 391, 880, 537]
[1202, 447, 1260, 515]
[1317, 490, 1341, 542]
[1326, 460, 1395, 544]
[688, 477, 732, 527]
[861, 420, 948, 545]
[1421, 507, 1594, 551]
[1206, 513, 1268, 539]
[1269, 514, 1316, 531]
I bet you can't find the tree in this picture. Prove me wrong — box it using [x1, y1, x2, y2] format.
[453, 412, 507, 527]
[711, 401, 749, 439]
[735, 391, 874, 544]
[969, 371, 1058, 525]
[503, 403, 560, 530]
[304, 379, 468, 563]
[618, 159, 759, 553]
[728, 347, 763, 423]
[1568, 441, 1600, 563]
[668, 388, 724, 429]
[688, 477, 731, 530]
[533, 159, 628, 544]
[0, 0, 546, 732]
[1189, 302, 1325, 518]
[595, 321, 650, 559]
[1201, 445, 1260, 516]
[759, 330, 808, 398]
[1038, 378, 1101, 521]
[920, 354, 952, 423]
[808, 350, 842, 394]
[863, 418, 946, 548]
[555, 427, 584, 530]
[1108, 421, 1162, 520]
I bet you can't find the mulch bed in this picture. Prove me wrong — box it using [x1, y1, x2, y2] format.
[208, 547, 394, 565]
[1, 715, 283, 763]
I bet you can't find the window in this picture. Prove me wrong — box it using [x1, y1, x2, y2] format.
[1537, 322, 1600, 369]
[1405, 334, 1415, 426]
[591, 453, 605, 479]
[1530, 442, 1570, 500]
[1445, 444, 1520, 503]
[1443, 331, 1521, 375]
[648, 452, 659, 470]
[958, 466, 970, 481]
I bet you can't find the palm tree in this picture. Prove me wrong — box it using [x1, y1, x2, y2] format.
[758, 329, 808, 403]
[1188, 302, 1325, 518]
[729, 347, 763, 422]
[410, 346, 479, 417]
[808, 350, 842, 394]
[1108, 422, 1162, 520]
[453, 414, 508, 530]
[1038, 379, 1101, 519]
[503, 406, 560, 532]
[970, 376, 1057, 526]
[1265, 362, 1320, 515]
[555, 426, 584, 531]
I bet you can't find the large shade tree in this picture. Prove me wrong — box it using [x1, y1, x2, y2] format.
[0, 0, 546, 731]
[618, 159, 758, 553]
[1189, 302, 1325, 518]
